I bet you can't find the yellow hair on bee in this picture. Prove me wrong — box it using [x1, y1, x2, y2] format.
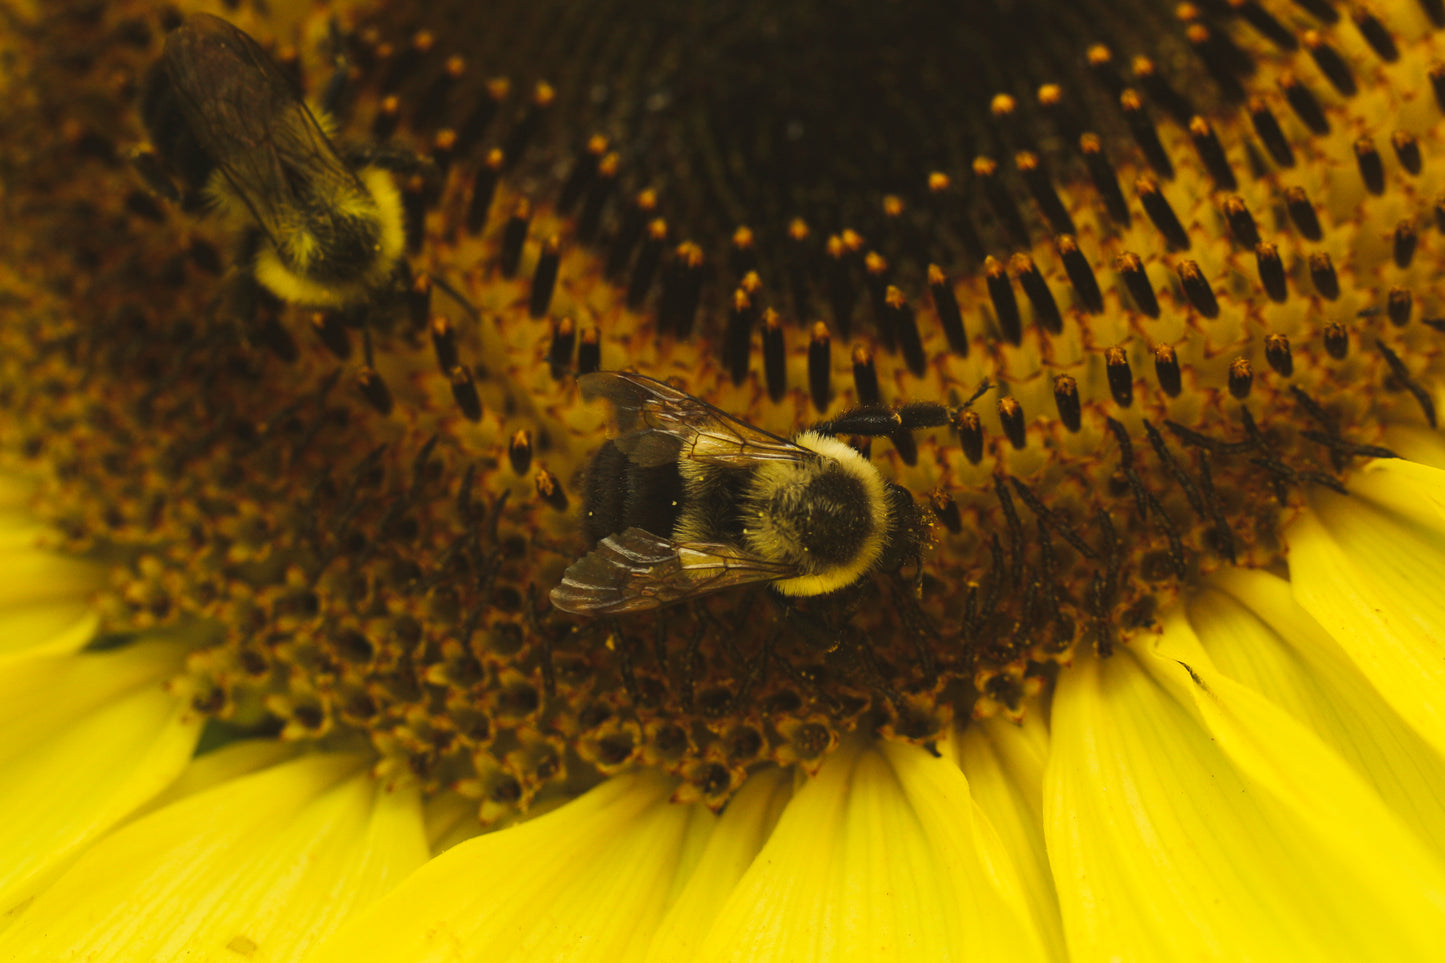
[361, 165, 407, 273]
[201, 170, 255, 228]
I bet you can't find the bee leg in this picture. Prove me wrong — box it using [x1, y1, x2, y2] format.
[763, 588, 795, 618]
[812, 383, 994, 448]
[223, 271, 263, 327]
[768, 591, 849, 654]
[214, 230, 268, 322]
[232, 227, 264, 273]
[317, 65, 353, 123]
[130, 146, 181, 205]
[317, 19, 356, 123]
[809, 402, 956, 466]
[359, 313, 376, 367]
[890, 573, 941, 686]
[383, 225, 478, 324]
[223, 270, 298, 361]
[340, 141, 436, 180]
[429, 274, 480, 322]
[129, 150, 206, 214]
[136, 55, 215, 210]
[812, 401, 956, 438]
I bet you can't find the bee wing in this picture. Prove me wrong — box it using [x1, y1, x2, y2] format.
[550, 527, 796, 615]
[579, 371, 811, 469]
[161, 14, 358, 238]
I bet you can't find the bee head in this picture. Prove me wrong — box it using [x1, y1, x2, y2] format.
[252, 166, 405, 306]
[876, 482, 929, 578]
[763, 432, 896, 598]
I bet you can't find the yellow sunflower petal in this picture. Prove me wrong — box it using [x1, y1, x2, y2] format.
[1289, 459, 1445, 757]
[949, 707, 1065, 957]
[695, 739, 1052, 963]
[0, 546, 100, 608]
[644, 766, 793, 961]
[1386, 423, 1445, 471]
[1145, 621, 1445, 943]
[303, 771, 695, 963]
[127, 738, 301, 821]
[0, 538, 103, 659]
[0, 602, 99, 661]
[0, 521, 51, 551]
[0, 476, 35, 511]
[1048, 632, 1445, 961]
[1189, 569, 1445, 856]
[0, 640, 200, 919]
[423, 786, 487, 855]
[0, 753, 427, 962]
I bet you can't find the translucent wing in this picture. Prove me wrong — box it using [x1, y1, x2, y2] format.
[550, 527, 797, 615]
[579, 371, 813, 468]
[159, 14, 361, 242]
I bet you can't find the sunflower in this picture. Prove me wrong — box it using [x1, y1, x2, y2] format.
[3, 0, 1445, 960]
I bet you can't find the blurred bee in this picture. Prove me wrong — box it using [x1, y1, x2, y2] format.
[134, 13, 415, 308]
[551, 372, 959, 615]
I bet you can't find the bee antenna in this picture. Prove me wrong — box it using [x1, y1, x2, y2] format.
[430, 274, 479, 322]
[962, 379, 994, 408]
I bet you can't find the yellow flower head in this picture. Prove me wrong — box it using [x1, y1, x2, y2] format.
[3, 0, 1445, 960]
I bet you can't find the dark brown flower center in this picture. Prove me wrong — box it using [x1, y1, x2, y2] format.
[2, 0, 1441, 816]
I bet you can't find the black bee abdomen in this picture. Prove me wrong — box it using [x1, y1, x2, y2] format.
[139, 62, 213, 194]
[688, 465, 754, 544]
[582, 440, 685, 544]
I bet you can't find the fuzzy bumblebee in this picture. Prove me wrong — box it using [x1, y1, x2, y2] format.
[135, 13, 413, 308]
[552, 372, 958, 615]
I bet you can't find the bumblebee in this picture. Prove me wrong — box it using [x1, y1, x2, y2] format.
[551, 372, 958, 615]
[135, 13, 410, 308]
